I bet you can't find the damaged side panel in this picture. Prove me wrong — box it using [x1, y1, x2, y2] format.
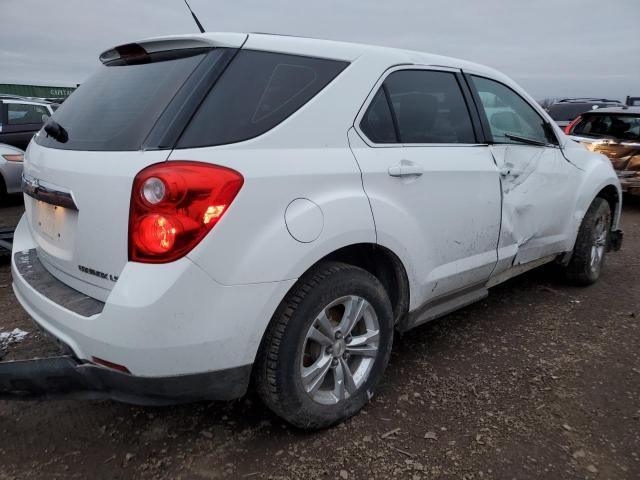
[490, 144, 580, 276]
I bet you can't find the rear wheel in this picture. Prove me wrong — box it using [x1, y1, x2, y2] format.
[565, 198, 611, 285]
[255, 262, 394, 429]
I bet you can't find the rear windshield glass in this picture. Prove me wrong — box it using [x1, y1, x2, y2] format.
[547, 103, 616, 121]
[573, 114, 640, 141]
[177, 50, 348, 148]
[35, 50, 207, 151]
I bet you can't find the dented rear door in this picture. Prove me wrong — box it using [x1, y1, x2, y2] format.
[468, 75, 580, 274]
[489, 144, 576, 268]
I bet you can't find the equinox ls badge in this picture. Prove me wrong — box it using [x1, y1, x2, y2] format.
[78, 265, 119, 282]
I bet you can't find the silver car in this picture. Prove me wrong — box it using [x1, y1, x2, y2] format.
[0, 143, 24, 198]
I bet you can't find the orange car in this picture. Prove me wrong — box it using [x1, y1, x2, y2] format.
[566, 106, 640, 195]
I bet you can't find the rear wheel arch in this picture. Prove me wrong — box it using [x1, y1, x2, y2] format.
[594, 184, 620, 227]
[317, 243, 410, 324]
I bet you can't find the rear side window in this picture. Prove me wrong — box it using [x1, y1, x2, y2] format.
[35, 50, 208, 151]
[360, 69, 476, 144]
[178, 50, 348, 148]
[7, 103, 48, 125]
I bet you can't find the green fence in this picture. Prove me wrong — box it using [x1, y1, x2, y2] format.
[0, 84, 76, 99]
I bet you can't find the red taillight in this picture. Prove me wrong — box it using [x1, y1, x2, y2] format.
[129, 161, 244, 263]
[565, 115, 582, 135]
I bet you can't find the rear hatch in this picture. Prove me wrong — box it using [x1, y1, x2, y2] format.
[22, 34, 246, 301]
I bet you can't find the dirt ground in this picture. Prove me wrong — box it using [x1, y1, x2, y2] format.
[0, 195, 638, 480]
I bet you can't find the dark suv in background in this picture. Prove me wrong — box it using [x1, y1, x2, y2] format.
[546, 98, 622, 129]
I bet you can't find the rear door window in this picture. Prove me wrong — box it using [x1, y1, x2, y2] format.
[360, 69, 476, 144]
[35, 50, 209, 151]
[7, 103, 48, 125]
[177, 50, 348, 148]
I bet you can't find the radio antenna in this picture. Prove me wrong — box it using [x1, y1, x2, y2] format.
[183, 0, 206, 33]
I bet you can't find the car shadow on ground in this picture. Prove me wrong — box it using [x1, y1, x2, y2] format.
[71, 261, 582, 432]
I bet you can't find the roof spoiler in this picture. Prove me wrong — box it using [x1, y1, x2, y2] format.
[99, 32, 247, 65]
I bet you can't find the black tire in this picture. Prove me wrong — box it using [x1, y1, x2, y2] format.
[565, 197, 611, 285]
[254, 261, 394, 429]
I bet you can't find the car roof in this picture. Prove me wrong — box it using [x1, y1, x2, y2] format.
[578, 106, 640, 115]
[106, 31, 507, 80]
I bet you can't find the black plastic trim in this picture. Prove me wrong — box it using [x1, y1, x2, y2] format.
[0, 355, 252, 404]
[456, 72, 485, 144]
[382, 84, 401, 143]
[461, 72, 492, 143]
[14, 249, 104, 317]
[142, 47, 242, 150]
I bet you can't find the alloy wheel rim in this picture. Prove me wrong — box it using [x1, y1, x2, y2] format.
[300, 295, 380, 405]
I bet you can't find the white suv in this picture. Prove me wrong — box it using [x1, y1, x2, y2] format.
[5, 33, 622, 429]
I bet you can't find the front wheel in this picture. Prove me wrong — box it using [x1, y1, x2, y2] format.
[254, 262, 394, 429]
[565, 197, 611, 285]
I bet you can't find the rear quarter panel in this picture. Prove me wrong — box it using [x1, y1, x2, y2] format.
[174, 52, 403, 285]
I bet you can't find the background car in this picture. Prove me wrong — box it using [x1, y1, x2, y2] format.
[567, 106, 640, 196]
[546, 98, 622, 129]
[0, 96, 56, 150]
[0, 143, 24, 200]
[626, 96, 640, 106]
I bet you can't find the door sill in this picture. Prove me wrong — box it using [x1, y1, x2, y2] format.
[398, 284, 488, 333]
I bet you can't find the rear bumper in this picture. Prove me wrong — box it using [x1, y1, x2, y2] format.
[10, 214, 296, 385]
[0, 355, 251, 404]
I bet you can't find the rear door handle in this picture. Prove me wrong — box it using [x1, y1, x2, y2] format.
[388, 162, 423, 177]
[500, 167, 523, 179]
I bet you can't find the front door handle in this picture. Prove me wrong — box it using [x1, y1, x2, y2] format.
[388, 162, 423, 177]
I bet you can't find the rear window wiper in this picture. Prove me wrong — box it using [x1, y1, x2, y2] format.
[503, 133, 547, 147]
[43, 118, 68, 143]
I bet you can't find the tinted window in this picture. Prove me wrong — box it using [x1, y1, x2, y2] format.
[360, 88, 397, 143]
[7, 103, 48, 125]
[178, 50, 348, 148]
[472, 76, 551, 145]
[378, 70, 475, 144]
[573, 114, 640, 141]
[35, 50, 208, 151]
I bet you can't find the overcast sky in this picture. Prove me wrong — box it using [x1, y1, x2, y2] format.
[1, 0, 638, 100]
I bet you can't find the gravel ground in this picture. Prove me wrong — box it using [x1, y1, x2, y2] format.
[0, 195, 638, 480]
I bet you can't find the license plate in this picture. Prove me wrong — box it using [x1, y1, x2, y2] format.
[34, 201, 68, 242]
